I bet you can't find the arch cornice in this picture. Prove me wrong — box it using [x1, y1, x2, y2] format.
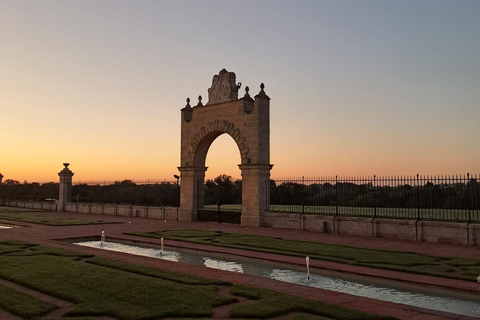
[187, 119, 250, 165]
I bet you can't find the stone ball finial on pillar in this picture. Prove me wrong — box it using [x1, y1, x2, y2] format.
[58, 163, 74, 211]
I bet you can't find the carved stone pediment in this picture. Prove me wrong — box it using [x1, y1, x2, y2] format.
[207, 69, 241, 105]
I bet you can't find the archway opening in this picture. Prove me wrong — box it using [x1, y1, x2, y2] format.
[201, 133, 242, 224]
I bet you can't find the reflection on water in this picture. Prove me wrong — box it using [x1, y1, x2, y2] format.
[74, 240, 480, 318]
[0, 224, 14, 229]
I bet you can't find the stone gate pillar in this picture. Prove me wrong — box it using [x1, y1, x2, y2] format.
[58, 163, 74, 211]
[240, 164, 272, 226]
[177, 166, 207, 221]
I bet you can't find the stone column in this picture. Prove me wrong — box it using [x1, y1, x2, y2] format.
[58, 163, 74, 211]
[177, 166, 207, 221]
[239, 164, 273, 227]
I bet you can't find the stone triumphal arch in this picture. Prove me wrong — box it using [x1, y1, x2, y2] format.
[178, 69, 272, 227]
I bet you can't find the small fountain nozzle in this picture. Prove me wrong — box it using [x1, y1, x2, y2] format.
[306, 256, 310, 281]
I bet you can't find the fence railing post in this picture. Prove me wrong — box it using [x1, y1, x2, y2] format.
[467, 172, 471, 223]
[373, 175, 377, 218]
[302, 176, 305, 215]
[146, 179, 149, 207]
[416, 174, 420, 220]
[335, 175, 338, 217]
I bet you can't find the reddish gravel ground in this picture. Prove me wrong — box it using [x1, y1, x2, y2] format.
[1, 208, 479, 320]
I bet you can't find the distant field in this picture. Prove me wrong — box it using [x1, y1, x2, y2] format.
[204, 204, 477, 221]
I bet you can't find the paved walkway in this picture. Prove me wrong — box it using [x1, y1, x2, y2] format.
[1, 208, 480, 320]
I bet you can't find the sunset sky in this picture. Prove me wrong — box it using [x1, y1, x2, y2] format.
[1, 0, 479, 183]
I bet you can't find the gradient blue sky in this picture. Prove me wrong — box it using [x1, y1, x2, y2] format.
[1, 0, 479, 182]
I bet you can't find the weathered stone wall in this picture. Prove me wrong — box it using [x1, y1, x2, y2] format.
[1, 200, 478, 246]
[62, 203, 178, 220]
[375, 219, 417, 241]
[262, 211, 479, 246]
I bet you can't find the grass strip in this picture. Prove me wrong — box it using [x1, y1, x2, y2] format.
[128, 229, 480, 282]
[0, 283, 56, 319]
[0, 208, 116, 226]
[86, 256, 231, 285]
[229, 284, 396, 320]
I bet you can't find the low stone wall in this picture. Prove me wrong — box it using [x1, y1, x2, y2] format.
[0, 200, 57, 211]
[63, 202, 178, 220]
[262, 212, 479, 246]
[1, 200, 477, 246]
[1, 200, 178, 221]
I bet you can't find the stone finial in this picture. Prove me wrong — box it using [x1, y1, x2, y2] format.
[182, 97, 193, 123]
[59, 163, 73, 175]
[196, 95, 203, 107]
[243, 86, 254, 101]
[207, 69, 241, 105]
[256, 83, 270, 99]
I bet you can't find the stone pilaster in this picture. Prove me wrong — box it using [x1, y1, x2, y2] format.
[177, 166, 207, 221]
[239, 164, 273, 227]
[58, 163, 74, 211]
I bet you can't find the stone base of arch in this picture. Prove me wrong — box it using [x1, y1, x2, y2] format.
[177, 164, 272, 227]
[240, 164, 273, 227]
[177, 166, 207, 222]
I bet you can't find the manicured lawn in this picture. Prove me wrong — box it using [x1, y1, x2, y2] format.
[0, 283, 56, 319]
[0, 241, 395, 320]
[203, 204, 475, 221]
[0, 207, 116, 226]
[129, 229, 480, 282]
[230, 285, 393, 320]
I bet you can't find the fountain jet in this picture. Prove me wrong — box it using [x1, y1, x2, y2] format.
[306, 256, 310, 281]
[160, 237, 164, 255]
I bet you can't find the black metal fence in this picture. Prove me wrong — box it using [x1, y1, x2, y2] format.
[2, 174, 479, 222]
[203, 175, 242, 212]
[0, 179, 180, 207]
[71, 180, 180, 206]
[270, 174, 480, 222]
[0, 182, 59, 202]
